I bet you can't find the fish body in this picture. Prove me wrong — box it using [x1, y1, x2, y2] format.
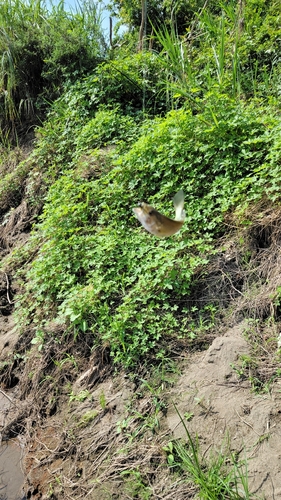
[133, 189, 185, 238]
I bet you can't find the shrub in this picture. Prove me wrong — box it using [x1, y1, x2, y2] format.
[76, 107, 140, 150]
[17, 94, 281, 367]
[0, 0, 105, 137]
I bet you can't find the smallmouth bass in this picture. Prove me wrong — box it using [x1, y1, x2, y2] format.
[133, 189, 185, 238]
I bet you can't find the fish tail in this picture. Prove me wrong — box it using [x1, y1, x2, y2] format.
[173, 189, 185, 221]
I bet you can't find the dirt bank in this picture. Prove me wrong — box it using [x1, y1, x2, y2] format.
[0, 308, 280, 499]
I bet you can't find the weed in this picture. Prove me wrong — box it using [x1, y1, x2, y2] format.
[99, 391, 106, 410]
[116, 384, 166, 441]
[69, 389, 92, 403]
[163, 405, 254, 499]
[230, 318, 281, 393]
[184, 412, 194, 422]
[54, 354, 78, 370]
[116, 407, 160, 441]
[77, 410, 99, 428]
[31, 329, 45, 352]
[121, 469, 152, 499]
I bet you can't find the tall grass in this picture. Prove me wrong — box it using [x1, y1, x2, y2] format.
[152, 0, 280, 107]
[0, 0, 45, 130]
[0, 0, 105, 141]
[152, 23, 198, 109]
[152, 8, 242, 111]
[0, 28, 17, 125]
[172, 405, 253, 500]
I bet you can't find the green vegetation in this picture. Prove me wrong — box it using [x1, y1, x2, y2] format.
[231, 318, 281, 393]
[163, 407, 251, 499]
[0, 0, 105, 137]
[1, 0, 281, 370]
[1, 0, 281, 497]
[15, 97, 281, 368]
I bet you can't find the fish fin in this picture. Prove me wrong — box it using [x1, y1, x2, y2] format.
[173, 189, 185, 221]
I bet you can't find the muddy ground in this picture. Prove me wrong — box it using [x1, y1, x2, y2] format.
[0, 310, 281, 499]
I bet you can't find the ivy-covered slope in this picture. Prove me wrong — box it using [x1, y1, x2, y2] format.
[7, 92, 280, 368]
[1, 2, 281, 498]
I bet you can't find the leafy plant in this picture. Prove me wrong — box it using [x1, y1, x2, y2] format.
[54, 354, 78, 370]
[76, 107, 140, 151]
[77, 410, 99, 427]
[120, 469, 152, 500]
[14, 92, 281, 368]
[69, 389, 92, 403]
[99, 391, 106, 410]
[31, 329, 45, 351]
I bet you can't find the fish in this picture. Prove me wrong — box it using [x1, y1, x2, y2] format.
[133, 189, 185, 238]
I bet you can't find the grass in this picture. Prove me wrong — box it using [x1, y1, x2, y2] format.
[0, 0, 105, 140]
[167, 405, 253, 500]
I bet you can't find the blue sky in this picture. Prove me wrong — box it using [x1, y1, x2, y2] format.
[46, 0, 117, 34]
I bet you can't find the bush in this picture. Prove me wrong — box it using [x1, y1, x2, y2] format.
[90, 52, 168, 114]
[0, 0, 105, 136]
[17, 93, 281, 368]
[76, 107, 140, 150]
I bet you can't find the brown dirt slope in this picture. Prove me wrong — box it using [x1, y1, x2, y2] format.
[1, 315, 281, 498]
[168, 323, 281, 499]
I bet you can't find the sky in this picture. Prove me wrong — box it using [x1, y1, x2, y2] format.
[46, 0, 118, 34]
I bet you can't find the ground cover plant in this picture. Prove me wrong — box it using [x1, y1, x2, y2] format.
[13, 92, 281, 369]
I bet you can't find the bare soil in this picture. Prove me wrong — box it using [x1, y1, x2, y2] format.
[0, 311, 281, 499]
[167, 323, 281, 499]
